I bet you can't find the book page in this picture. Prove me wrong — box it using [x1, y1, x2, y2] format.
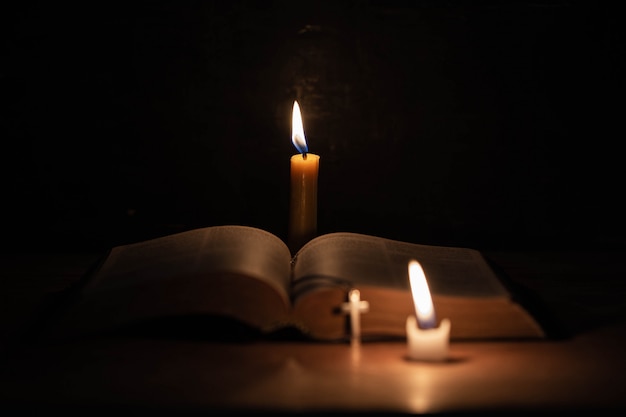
[292, 232, 509, 298]
[85, 226, 293, 301]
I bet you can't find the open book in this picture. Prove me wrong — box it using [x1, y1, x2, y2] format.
[40, 226, 548, 342]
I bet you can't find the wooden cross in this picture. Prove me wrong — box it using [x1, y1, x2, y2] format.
[341, 289, 370, 343]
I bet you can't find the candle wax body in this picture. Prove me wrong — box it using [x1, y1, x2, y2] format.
[406, 315, 450, 362]
[289, 153, 320, 253]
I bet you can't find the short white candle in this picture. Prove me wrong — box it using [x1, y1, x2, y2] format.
[406, 316, 451, 362]
[406, 260, 450, 362]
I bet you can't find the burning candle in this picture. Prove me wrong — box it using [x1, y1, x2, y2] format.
[288, 100, 320, 253]
[406, 259, 450, 362]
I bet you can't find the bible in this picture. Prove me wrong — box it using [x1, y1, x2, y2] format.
[40, 225, 548, 342]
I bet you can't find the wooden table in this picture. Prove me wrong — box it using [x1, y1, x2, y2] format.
[1, 250, 626, 414]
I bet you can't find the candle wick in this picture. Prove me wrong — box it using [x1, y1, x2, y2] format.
[302, 152, 308, 160]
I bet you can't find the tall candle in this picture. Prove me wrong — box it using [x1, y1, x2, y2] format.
[288, 100, 320, 253]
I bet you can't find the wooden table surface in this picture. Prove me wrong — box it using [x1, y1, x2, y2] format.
[1, 250, 625, 414]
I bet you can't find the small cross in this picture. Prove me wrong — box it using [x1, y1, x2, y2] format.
[341, 289, 370, 343]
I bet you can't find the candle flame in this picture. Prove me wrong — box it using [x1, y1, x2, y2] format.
[292, 100, 308, 154]
[408, 260, 437, 329]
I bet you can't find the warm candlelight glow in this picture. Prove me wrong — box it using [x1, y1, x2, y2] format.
[292, 100, 308, 154]
[408, 260, 437, 329]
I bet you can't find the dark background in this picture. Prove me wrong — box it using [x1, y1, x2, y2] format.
[1, 0, 624, 254]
